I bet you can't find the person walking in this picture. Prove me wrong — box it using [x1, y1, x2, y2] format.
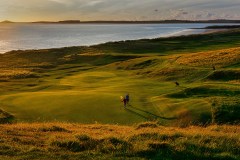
[123, 98, 127, 108]
[120, 96, 127, 108]
[125, 94, 129, 105]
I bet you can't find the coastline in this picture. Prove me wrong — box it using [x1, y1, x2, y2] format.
[0, 26, 238, 54]
[168, 28, 229, 37]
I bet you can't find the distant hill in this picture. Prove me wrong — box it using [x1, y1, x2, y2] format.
[33, 20, 81, 24]
[80, 19, 240, 24]
[58, 20, 81, 23]
[32, 19, 240, 24]
[0, 20, 14, 23]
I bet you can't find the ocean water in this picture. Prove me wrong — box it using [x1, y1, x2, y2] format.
[0, 23, 237, 53]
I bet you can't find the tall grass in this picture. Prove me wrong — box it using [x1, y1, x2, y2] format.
[0, 123, 239, 160]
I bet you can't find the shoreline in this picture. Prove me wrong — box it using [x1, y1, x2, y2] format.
[0, 27, 238, 54]
[170, 28, 229, 37]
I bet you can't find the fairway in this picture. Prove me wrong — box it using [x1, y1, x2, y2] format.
[0, 69, 183, 124]
[0, 63, 215, 125]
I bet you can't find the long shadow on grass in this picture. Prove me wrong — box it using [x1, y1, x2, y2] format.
[0, 109, 14, 124]
[128, 105, 177, 120]
[125, 108, 149, 120]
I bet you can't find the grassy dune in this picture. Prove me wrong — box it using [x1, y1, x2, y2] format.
[0, 122, 239, 160]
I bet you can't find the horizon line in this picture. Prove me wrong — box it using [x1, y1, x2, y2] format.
[1, 19, 240, 23]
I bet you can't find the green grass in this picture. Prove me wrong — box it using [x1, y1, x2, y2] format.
[0, 29, 240, 126]
[0, 69, 177, 124]
[91, 29, 240, 54]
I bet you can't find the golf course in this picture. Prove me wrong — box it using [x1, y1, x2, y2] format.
[1, 29, 240, 125]
[0, 28, 239, 160]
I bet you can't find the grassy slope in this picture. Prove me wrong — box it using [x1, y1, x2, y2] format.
[0, 29, 240, 125]
[91, 29, 240, 54]
[0, 29, 240, 159]
[0, 122, 239, 160]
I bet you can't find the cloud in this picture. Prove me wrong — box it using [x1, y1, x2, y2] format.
[48, 0, 68, 4]
[85, 0, 104, 6]
[1, 0, 240, 21]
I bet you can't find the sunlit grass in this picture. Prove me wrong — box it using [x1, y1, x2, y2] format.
[0, 122, 239, 160]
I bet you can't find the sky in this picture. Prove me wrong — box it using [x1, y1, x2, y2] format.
[0, 0, 240, 22]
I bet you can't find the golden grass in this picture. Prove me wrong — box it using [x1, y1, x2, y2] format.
[0, 122, 239, 159]
[175, 47, 240, 67]
[0, 69, 35, 80]
[1, 122, 239, 146]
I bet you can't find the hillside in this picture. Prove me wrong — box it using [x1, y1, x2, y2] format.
[0, 122, 239, 160]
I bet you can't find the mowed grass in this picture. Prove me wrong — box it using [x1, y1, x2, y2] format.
[0, 69, 180, 124]
[0, 52, 235, 125]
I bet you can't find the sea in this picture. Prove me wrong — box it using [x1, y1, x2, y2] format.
[0, 23, 238, 53]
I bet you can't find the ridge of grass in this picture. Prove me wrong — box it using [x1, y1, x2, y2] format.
[0, 122, 239, 160]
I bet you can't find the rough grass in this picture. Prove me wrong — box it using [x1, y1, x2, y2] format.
[0, 69, 38, 80]
[0, 123, 239, 160]
[211, 97, 240, 124]
[175, 47, 240, 68]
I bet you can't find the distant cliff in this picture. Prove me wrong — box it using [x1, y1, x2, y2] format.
[58, 20, 81, 23]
